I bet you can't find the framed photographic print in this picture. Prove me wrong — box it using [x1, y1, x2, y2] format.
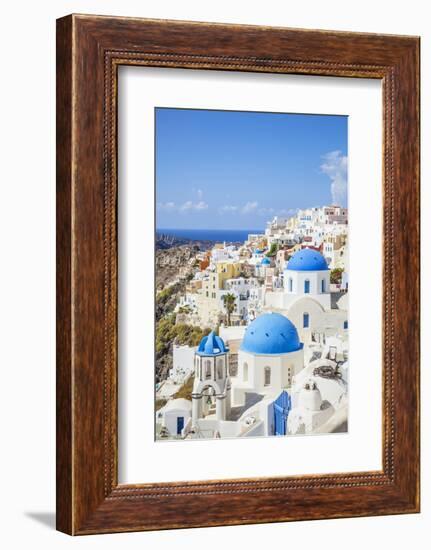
[152, 107, 349, 443]
[56, 15, 420, 535]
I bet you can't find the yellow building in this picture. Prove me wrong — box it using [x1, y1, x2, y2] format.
[197, 262, 243, 328]
[216, 261, 242, 283]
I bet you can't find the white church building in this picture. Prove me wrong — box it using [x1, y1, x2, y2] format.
[232, 312, 304, 405]
[265, 247, 348, 342]
[186, 313, 305, 438]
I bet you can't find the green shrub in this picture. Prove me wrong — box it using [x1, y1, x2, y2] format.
[330, 268, 344, 284]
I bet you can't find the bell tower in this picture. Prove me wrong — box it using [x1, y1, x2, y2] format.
[191, 332, 231, 426]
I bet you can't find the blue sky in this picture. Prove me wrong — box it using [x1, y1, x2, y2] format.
[155, 108, 347, 230]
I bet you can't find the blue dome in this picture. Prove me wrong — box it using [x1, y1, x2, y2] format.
[286, 248, 328, 271]
[261, 257, 271, 266]
[197, 331, 228, 356]
[240, 313, 303, 355]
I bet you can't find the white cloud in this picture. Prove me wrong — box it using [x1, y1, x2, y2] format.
[176, 189, 208, 212]
[180, 200, 208, 212]
[180, 201, 193, 211]
[241, 201, 259, 214]
[218, 201, 260, 215]
[157, 199, 208, 213]
[320, 150, 348, 206]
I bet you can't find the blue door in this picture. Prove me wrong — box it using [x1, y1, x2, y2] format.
[273, 391, 291, 436]
[176, 416, 184, 435]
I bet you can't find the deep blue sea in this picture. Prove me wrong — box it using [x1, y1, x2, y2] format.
[157, 228, 264, 243]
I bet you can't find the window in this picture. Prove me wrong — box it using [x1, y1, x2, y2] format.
[205, 360, 212, 379]
[217, 359, 224, 379]
[304, 279, 310, 293]
[303, 313, 309, 328]
[344, 320, 348, 329]
[321, 279, 325, 293]
[264, 366, 271, 386]
[243, 362, 248, 382]
[288, 277, 293, 292]
[229, 354, 238, 377]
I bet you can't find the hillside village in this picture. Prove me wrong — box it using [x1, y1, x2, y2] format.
[155, 205, 349, 440]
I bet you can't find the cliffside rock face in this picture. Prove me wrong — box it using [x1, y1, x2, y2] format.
[155, 245, 199, 381]
[156, 233, 189, 249]
[155, 242, 218, 382]
[155, 280, 186, 322]
[155, 350, 173, 384]
[156, 245, 199, 290]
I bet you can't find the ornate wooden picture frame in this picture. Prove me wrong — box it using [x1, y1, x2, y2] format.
[56, 14, 420, 535]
